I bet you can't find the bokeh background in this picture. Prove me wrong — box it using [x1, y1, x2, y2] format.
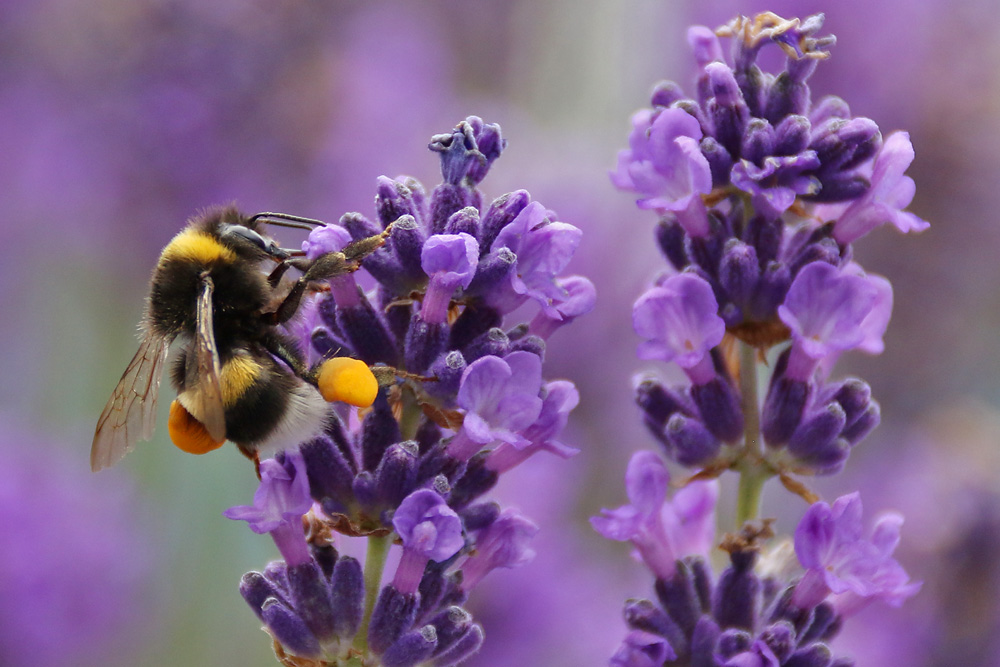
[2, 1, 999, 665]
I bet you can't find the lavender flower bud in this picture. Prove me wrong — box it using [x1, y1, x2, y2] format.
[240, 571, 287, 621]
[635, 377, 689, 433]
[429, 606, 473, 654]
[761, 375, 811, 447]
[444, 206, 480, 238]
[651, 80, 686, 107]
[788, 404, 850, 471]
[426, 350, 467, 399]
[405, 317, 449, 375]
[351, 470, 378, 510]
[741, 118, 776, 165]
[368, 586, 419, 654]
[429, 624, 485, 666]
[465, 247, 515, 298]
[285, 560, 337, 641]
[774, 115, 811, 156]
[330, 556, 364, 638]
[260, 598, 321, 658]
[376, 176, 423, 228]
[655, 218, 690, 270]
[460, 327, 510, 363]
[375, 442, 419, 507]
[841, 402, 880, 444]
[654, 559, 703, 636]
[749, 260, 791, 320]
[388, 214, 427, 282]
[382, 625, 438, 667]
[712, 551, 760, 631]
[480, 190, 530, 252]
[665, 413, 721, 466]
[449, 305, 503, 350]
[623, 599, 688, 658]
[301, 435, 355, 511]
[361, 391, 402, 472]
[690, 615, 721, 665]
[429, 184, 469, 234]
[719, 239, 760, 311]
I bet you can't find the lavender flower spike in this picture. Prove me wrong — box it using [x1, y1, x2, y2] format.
[831, 131, 930, 244]
[392, 489, 465, 595]
[777, 262, 880, 381]
[448, 351, 544, 460]
[224, 453, 313, 566]
[792, 492, 921, 615]
[591, 450, 718, 580]
[633, 272, 726, 385]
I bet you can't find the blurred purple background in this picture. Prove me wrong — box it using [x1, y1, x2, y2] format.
[2, 1, 998, 665]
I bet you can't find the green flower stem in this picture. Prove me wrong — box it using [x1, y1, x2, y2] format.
[735, 340, 769, 526]
[353, 533, 391, 654]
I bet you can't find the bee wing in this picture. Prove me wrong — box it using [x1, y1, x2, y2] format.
[187, 274, 227, 442]
[91, 328, 170, 471]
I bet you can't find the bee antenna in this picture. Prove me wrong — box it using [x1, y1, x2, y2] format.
[249, 212, 326, 230]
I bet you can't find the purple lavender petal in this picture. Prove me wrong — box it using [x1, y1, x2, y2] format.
[302, 223, 352, 259]
[793, 492, 920, 615]
[778, 262, 879, 362]
[456, 352, 544, 446]
[633, 273, 725, 374]
[421, 232, 480, 291]
[223, 453, 312, 535]
[832, 131, 929, 244]
[393, 489, 465, 563]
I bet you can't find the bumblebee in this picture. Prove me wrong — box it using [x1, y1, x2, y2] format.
[91, 206, 389, 472]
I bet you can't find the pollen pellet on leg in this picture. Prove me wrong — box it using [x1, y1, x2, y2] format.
[168, 400, 226, 455]
[317, 357, 378, 408]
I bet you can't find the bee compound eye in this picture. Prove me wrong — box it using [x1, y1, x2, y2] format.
[220, 224, 285, 258]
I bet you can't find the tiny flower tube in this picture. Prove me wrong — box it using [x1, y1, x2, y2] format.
[223, 454, 313, 566]
[689, 376, 743, 443]
[391, 489, 465, 595]
[459, 510, 539, 591]
[527, 275, 597, 340]
[167, 400, 226, 455]
[316, 357, 378, 408]
[420, 232, 480, 324]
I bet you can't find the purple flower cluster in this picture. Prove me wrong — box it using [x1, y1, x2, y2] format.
[595, 454, 919, 666]
[619, 13, 925, 477]
[599, 12, 923, 666]
[226, 117, 592, 665]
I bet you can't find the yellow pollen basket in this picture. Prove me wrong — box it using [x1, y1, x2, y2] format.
[168, 400, 226, 455]
[317, 357, 378, 408]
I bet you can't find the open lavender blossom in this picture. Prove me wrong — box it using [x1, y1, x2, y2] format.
[228, 117, 590, 665]
[591, 451, 718, 580]
[792, 492, 921, 616]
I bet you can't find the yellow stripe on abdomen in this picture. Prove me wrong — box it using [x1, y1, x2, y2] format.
[161, 229, 236, 265]
[220, 354, 261, 406]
